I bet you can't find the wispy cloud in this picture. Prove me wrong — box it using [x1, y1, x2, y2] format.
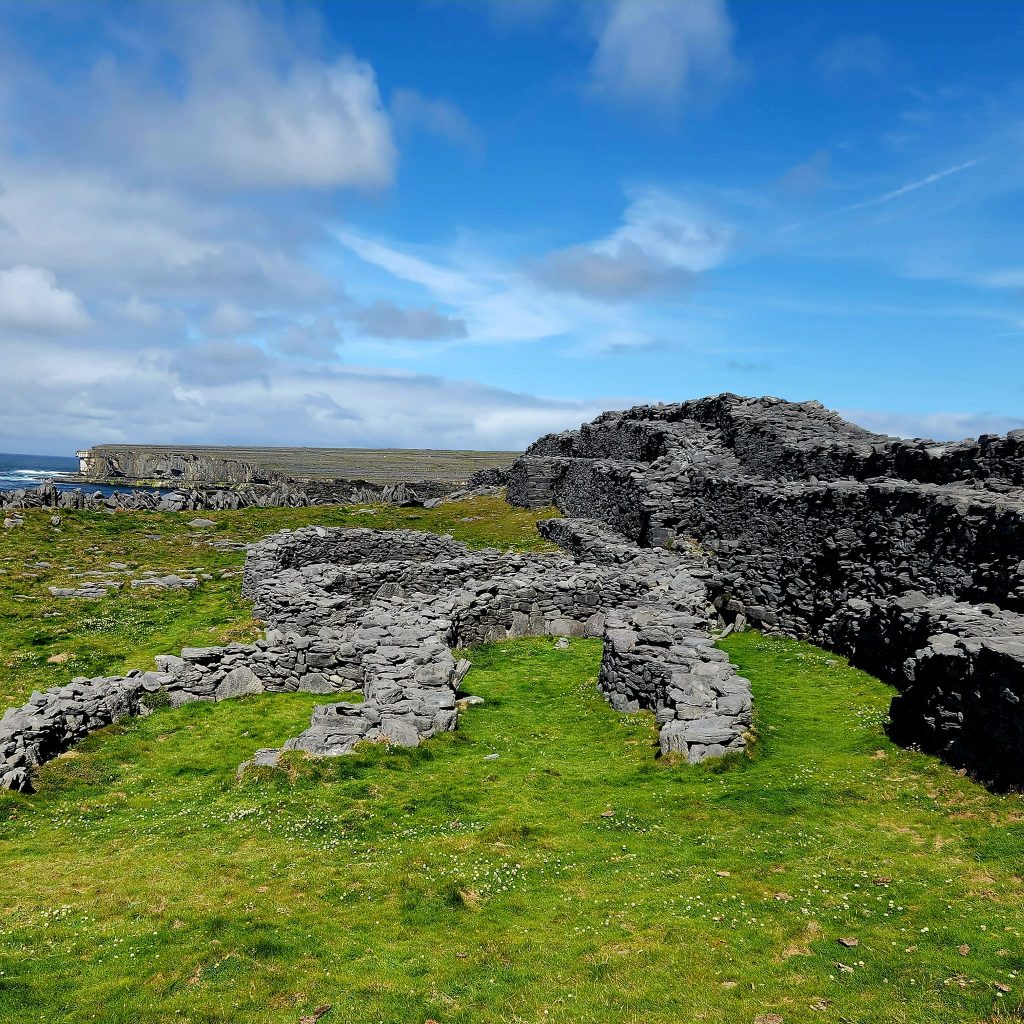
[353, 300, 468, 340]
[392, 89, 483, 155]
[816, 33, 893, 81]
[845, 407, 1024, 441]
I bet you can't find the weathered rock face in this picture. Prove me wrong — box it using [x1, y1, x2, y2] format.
[78, 447, 277, 485]
[507, 393, 1024, 789]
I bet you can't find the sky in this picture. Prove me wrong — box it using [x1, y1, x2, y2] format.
[1, 1, 1023, 456]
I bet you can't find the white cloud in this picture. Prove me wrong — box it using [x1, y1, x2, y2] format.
[1, 4, 396, 193]
[170, 339, 269, 387]
[532, 241, 689, 300]
[0, 335, 612, 453]
[531, 187, 733, 300]
[0, 265, 92, 333]
[273, 317, 343, 360]
[589, 0, 737, 108]
[844, 408, 1024, 441]
[130, 53, 396, 190]
[111, 296, 164, 325]
[0, 165, 213, 278]
[336, 229, 578, 344]
[336, 189, 732, 344]
[0, 162, 333, 307]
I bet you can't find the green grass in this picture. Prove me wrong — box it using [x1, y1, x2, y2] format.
[1, 506, 1023, 1023]
[1, 637, 1023, 1022]
[0, 496, 557, 709]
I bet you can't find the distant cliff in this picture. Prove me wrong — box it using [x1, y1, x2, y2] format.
[74, 444, 519, 487]
[77, 447, 278, 486]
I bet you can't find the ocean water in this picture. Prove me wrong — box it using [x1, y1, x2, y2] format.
[0, 452, 165, 497]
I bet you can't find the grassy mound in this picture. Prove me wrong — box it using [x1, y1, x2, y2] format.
[1, 635, 1022, 1023]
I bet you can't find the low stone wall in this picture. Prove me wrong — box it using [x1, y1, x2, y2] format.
[0, 519, 753, 791]
[818, 595, 1024, 789]
[259, 522, 749, 764]
[241, 526, 468, 597]
[601, 606, 751, 758]
[0, 673, 161, 791]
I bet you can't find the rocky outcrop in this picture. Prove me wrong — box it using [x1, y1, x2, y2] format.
[74, 444, 519, 488]
[508, 393, 1024, 789]
[0, 479, 442, 514]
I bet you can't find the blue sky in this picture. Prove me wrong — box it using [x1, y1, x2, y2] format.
[1, 0, 1023, 455]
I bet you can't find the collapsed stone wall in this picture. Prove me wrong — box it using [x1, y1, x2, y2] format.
[0, 523, 753, 792]
[507, 393, 1024, 789]
[0, 674, 160, 793]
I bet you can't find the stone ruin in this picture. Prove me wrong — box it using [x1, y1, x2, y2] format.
[1, 393, 1022, 793]
[0, 520, 751, 792]
[507, 393, 1024, 790]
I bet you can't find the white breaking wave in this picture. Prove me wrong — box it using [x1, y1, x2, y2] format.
[0, 469, 61, 481]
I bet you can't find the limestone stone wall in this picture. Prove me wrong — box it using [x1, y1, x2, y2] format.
[0, 674, 159, 792]
[508, 393, 1024, 789]
[1, 520, 753, 792]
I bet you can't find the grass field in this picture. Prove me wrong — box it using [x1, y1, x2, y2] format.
[1, 501, 1023, 1024]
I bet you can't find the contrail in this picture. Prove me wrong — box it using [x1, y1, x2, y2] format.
[781, 157, 985, 233]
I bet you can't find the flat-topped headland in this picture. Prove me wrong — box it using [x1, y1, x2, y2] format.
[72, 444, 520, 488]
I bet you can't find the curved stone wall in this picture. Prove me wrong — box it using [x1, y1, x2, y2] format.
[1, 523, 753, 792]
[508, 393, 1024, 789]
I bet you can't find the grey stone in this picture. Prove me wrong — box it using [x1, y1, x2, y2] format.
[215, 667, 264, 701]
[297, 672, 335, 694]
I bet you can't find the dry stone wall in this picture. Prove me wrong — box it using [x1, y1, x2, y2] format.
[508, 393, 1024, 789]
[0, 522, 753, 792]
